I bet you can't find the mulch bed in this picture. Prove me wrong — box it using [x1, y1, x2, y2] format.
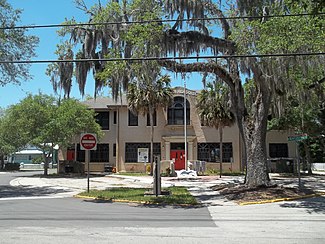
[211, 183, 316, 204]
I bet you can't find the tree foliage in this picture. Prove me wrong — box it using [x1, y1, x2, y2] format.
[0, 0, 39, 85]
[1, 94, 102, 175]
[51, 0, 325, 187]
[235, 1, 325, 171]
[127, 71, 172, 173]
[197, 80, 235, 177]
[197, 81, 234, 130]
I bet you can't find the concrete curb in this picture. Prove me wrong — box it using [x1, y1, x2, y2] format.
[74, 194, 147, 204]
[73, 194, 200, 207]
[239, 192, 325, 206]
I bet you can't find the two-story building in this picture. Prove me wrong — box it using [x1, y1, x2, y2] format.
[62, 87, 296, 173]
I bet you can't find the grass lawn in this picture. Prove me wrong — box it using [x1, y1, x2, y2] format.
[77, 186, 199, 206]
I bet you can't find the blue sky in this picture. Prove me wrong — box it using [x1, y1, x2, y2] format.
[1, 0, 203, 108]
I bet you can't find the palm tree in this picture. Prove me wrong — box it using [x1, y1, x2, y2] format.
[127, 67, 173, 174]
[197, 81, 235, 177]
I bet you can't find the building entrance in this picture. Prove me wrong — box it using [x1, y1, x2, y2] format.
[170, 143, 186, 170]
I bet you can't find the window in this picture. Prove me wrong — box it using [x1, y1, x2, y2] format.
[269, 143, 288, 158]
[76, 144, 85, 162]
[167, 96, 190, 125]
[125, 143, 161, 162]
[91, 144, 109, 162]
[77, 144, 109, 162]
[146, 111, 157, 126]
[95, 111, 109, 130]
[113, 111, 117, 124]
[197, 143, 233, 162]
[113, 143, 116, 157]
[128, 110, 138, 126]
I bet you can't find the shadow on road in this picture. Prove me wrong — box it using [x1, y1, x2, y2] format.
[280, 196, 325, 214]
[0, 185, 71, 198]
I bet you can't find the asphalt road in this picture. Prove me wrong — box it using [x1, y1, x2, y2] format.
[0, 171, 216, 243]
[0, 170, 68, 199]
[1, 171, 325, 244]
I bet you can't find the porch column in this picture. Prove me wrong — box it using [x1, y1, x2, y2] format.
[188, 141, 194, 161]
[165, 142, 171, 160]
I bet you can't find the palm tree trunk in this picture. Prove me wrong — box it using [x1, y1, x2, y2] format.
[149, 110, 154, 176]
[219, 126, 223, 178]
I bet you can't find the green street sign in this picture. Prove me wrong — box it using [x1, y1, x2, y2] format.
[288, 134, 308, 141]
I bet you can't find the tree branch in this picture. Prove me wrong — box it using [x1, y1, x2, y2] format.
[159, 59, 247, 138]
[163, 29, 236, 55]
[204, 2, 231, 39]
[159, 60, 235, 88]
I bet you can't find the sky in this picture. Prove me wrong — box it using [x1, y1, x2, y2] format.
[1, 0, 204, 108]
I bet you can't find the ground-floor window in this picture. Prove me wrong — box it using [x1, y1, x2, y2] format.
[113, 143, 116, 157]
[77, 143, 109, 162]
[197, 143, 233, 162]
[269, 143, 288, 158]
[125, 143, 161, 162]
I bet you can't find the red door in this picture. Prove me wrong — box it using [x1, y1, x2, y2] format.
[67, 150, 75, 161]
[170, 150, 185, 170]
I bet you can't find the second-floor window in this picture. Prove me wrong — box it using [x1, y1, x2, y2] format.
[113, 111, 117, 124]
[146, 111, 157, 126]
[128, 110, 138, 126]
[167, 96, 190, 125]
[95, 111, 109, 130]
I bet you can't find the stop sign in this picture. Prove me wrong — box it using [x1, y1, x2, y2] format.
[80, 133, 97, 150]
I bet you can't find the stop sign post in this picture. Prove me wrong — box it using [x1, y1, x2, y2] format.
[80, 133, 97, 192]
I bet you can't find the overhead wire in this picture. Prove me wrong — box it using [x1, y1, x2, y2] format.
[0, 12, 324, 30]
[1, 52, 325, 64]
[1, 11, 324, 63]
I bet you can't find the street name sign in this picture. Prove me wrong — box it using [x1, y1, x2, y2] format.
[80, 133, 97, 150]
[288, 134, 308, 142]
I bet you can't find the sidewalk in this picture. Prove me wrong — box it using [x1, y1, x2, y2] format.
[9, 172, 325, 205]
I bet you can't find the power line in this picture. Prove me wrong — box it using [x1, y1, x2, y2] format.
[1, 52, 324, 64]
[1, 12, 324, 30]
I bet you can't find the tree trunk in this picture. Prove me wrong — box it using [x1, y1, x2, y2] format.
[0, 154, 4, 170]
[42, 151, 48, 176]
[244, 128, 270, 187]
[149, 109, 154, 176]
[219, 126, 223, 178]
[243, 93, 271, 187]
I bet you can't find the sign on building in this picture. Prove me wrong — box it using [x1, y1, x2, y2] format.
[138, 148, 149, 162]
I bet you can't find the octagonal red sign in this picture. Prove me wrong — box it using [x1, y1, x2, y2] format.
[80, 133, 97, 150]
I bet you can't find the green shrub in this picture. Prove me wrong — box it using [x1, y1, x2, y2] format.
[4, 163, 20, 171]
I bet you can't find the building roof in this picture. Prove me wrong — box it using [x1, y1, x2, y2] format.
[82, 87, 199, 109]
[82, 96, 128, 109]
[15, 149, 43, 155]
